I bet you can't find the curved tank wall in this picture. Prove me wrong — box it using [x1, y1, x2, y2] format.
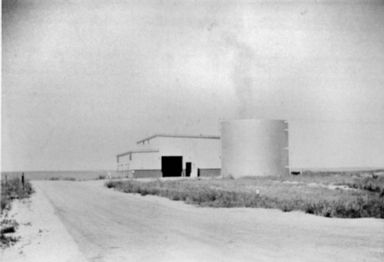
[221, 119, 289, 178]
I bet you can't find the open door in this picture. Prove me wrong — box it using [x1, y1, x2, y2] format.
[161, 156, 183, 177]
[185, 162, 192, 177]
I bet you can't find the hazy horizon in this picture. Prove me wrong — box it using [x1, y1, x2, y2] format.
[2, 0, 384, 171]
[3, 165, 384, 173]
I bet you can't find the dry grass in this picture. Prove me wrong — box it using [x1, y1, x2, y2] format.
[1, 177, 34, 214]
[106, 171, 384, 218]
[48, 177, 77, 181]
[1, 177, 33, 248]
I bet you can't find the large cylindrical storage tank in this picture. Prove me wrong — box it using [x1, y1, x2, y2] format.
[221, 119, 289, 178]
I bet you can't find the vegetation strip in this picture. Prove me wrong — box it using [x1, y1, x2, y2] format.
[106, 171, 384, 219]
[1, 176, 34, 248]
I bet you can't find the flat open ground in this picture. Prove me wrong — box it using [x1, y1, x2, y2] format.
[2, 180, 384, 262]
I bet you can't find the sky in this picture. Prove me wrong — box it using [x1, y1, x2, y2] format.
[2, 0, 384, 171]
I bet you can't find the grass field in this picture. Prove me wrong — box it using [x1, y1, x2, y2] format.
[106, 170, 384, 218]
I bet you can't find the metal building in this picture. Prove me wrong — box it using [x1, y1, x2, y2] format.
[116, 134, 221, 178]
[221, 119, 289, 178]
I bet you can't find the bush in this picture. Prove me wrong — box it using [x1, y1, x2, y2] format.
[0, 218, 20, 248]
[48, 177, 76, 181]
[63, 177, 76, 181]
[337, 176, 384, 197]
[105, 181, 117, 188]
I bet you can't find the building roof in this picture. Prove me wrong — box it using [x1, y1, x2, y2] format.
[136, 133, 220, 144]
[116, 149, 159, 161]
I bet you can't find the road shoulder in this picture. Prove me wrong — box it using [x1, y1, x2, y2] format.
[0, 183, 87, 262]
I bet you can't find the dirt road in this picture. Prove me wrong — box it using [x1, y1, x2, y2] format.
[33, 180, 383, 262]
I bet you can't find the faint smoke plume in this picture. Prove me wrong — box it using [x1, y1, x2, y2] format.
[225, 35, 258, 119]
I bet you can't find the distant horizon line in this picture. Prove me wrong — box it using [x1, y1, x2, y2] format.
[2, 166, 384, 173]
[1, 169, 117, 173]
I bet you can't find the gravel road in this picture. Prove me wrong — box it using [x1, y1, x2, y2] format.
[33, 180, 384, 262]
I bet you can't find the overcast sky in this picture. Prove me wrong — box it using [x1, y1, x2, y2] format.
[2, 0, 384, 171]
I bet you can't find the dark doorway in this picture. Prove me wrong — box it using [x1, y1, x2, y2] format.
[185, 162, 192, 177]
[161, 156, 183, 177]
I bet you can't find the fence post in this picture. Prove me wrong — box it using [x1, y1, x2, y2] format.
[21, 172, 25, 190]
[4, 175, 8, 193]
